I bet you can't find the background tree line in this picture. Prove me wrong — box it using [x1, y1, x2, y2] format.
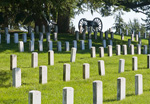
[0, 0, 150, 33]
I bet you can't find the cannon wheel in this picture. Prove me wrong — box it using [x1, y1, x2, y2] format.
[93, 17, 103, 32]
[78, 18, 87, 33]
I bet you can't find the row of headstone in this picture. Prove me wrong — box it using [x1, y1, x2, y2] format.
[28, 74, 143, 104]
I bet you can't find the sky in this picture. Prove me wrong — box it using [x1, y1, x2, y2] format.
[72, 10, 146, 32]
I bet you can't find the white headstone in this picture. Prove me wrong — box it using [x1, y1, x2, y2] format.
[70, 48, 76, 62]
[12, 68, 21, 88]
[123, 45, 127, 55]
[57, 41, 62, 52]
[38, 40, 43, 51]
[48, 40, 53, 50]
[88, 39, 92, 49]
[22, 33, 27, 43]
[31, 52, 38, 68]
[65, 41, 70, 51]
[42, 25, 45, 33]
[14, 33, 19, 43]
[10, 54, 17, 70]
[93, 80, 103, 104]
[46, 32, 50, 42]
[131, 34, 134, 41]
[117, 77, 126, 100]
[18, 41, 24, 52]
[63, 87, 74, 104]
[83, 63, 90, 79]
[80, 40, 85, 50]
[143, 45, 147, 54]
[132, 56, 138, 71]
[135, 74, 143, 95]
[91, 47, 96, 58]
[99, 47, 104, 57]
[103, 40, 106, 48]
[98, 60, 105, 76]
[39, 66, 47, 84]
[130, 44, 134, 55]
[63, 64, 70, 81]
[48, 50, 54, 65]
[39, 32, 43, 41]
[137, 44, 141, 54]
[108, 45, 112, 57]
[73, 40, 77, 49]
[54, 32, 57, 41]
[116, 45, 121, 55]
[118, 59, 125, 73]
[6, 34, 10, 44]
[28, 90, 41, 104]
[29, 40, 34, 52]
[31, 33, 35, 41]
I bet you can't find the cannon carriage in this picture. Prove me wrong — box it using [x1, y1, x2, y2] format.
[78, 17, 103, 33]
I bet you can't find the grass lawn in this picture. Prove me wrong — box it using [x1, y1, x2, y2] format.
[0, 32, 150, 104]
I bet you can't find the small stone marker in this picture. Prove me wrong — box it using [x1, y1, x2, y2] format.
[117, 77, 126, 100]
[39, 66, 47, 84]
[65, 41, 70, 51]
[116, 45, 121, 55]
[73, 40, 77, 49]
[80, 40, 85, 50]
[100, 31, 103, 40]
[135, 74, 143, 95]
[111, 32, 114, 39]
[35, 26, 39, 34]
[75, 31, 79, 40]
[131, 34, 134, 41]
[147, 54, 150, 69]
[130, 44, 134, 55]
[12, 68, 21, 88]
[98, 60, 105, 76]
[10, 54, 17, 70]
[31, 33, 35, 41]
[39, 32, 43, 41]
[70, 48, 76, 62]
[22, 33, 27, 43]
[128, 39, 131, 47]
[93, 80, 103, 104]
[48, 40, 53, 50]
[123, 45, 127, 55]
[42, 25, 45, 33]
[118, 59, 125, 73]
[18, 41, 24, 52]
[63, 64, 70, 81]
[105, 31, 108, 39]
[38, 40, 43, 51]
[143, 45, 147, 54]
[144, 32, 146, 39]
[132, 56, 138, 71]
[121, 33, 124, 40]
[83, 63, 90, 79]
[14, 33, 19, 43]
[88, 39, 92, 49]
[91, 47, 96, 58]
[63, 87, 74, 104]
[29, 40, 34, 52]
[136, 34, 139, 41]
[31, 52, 38, 68]
[103, 40, 106, 48]
[108, 45, 112, 57]
[99, 47, 104, 57]
[57, 41, 62, 52]
[46, 32, 50, 42]
[137, 44, 141, 54]
[126, 29, 128, 35]
[54, 32, 58, 41]
[109, 40, 113, 46]
[28, 90, 41, 104]
[48, 50, 54, 65]
[6, 34, 10, 44]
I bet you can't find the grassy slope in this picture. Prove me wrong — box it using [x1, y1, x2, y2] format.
[0, 32, 150, 104]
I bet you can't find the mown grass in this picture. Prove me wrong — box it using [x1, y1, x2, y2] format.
[0, 32, 150, 104]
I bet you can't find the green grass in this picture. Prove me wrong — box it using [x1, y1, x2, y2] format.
[0, 32, 150, 104]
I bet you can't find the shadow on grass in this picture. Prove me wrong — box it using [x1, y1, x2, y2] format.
[58, 61, 70, 63]
[103, 98, 117, 102]
[0, 70, 11, 88]
[126, 93, 134, 97]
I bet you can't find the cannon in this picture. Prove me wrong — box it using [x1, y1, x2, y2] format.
[78, 17, 103, 33]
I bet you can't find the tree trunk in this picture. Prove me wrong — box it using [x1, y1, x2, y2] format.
[57, 8, 70, 33]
